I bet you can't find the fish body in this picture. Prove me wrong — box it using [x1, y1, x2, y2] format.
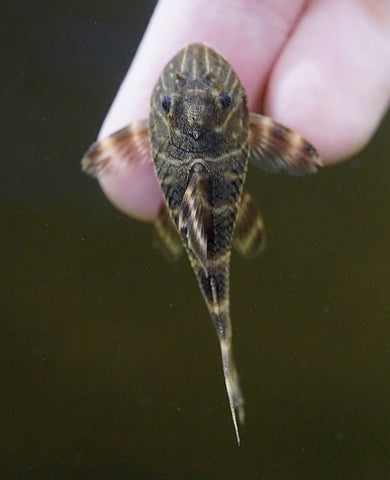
[150, 44, 250, 442]
[82, 43, 322, 444]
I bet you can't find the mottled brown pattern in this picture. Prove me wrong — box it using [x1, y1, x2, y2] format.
[149, 44, 249, 443]
[81, 43, 322, 445]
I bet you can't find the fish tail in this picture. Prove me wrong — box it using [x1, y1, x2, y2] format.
[191, 255, 244, 444]
[209, 275, 244, 446]
[220, 333, 245, 445]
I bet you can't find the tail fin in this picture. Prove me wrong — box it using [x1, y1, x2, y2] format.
[189, 254, 244, 444]
[209, 276, 244, 445]
[220, 336, 244, 445]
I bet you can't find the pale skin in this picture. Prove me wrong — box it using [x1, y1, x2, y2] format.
[91, 0, 390, 221]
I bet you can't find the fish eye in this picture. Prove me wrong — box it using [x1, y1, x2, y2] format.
[162, 94, 171, 113]
[220, 91, 231, 108]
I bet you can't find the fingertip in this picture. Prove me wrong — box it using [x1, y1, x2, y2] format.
[265, 0, 390, 163]
[266, 58, 371, 162]
[98, 159, 163, 222]
[100, 0, 308, 137]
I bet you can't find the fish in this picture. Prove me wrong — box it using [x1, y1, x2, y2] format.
[81, 43, 322, 445]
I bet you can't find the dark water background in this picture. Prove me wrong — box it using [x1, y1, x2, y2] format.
[2, 1, 389, 479]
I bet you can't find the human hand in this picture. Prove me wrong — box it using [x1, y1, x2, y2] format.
[89, 0, 390, 221]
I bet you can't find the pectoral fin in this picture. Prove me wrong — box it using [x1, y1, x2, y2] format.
[153, 203, 183, 261]
[248, 113, 322, 175]
[178, 162, 213, 272]
[233, 192, 266, 258]
[81, 119, 151, 177]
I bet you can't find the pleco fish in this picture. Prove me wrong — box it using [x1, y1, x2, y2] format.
[82, 43, 322, 445]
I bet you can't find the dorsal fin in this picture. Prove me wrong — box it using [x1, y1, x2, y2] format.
[178, 162, 213, 272]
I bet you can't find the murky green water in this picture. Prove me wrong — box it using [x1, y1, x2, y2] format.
[2, 2, 390, 479]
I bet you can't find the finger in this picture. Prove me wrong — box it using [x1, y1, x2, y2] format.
[264, 0, 390, 163]
[99, 0, 307, 137]
[96, 0, 307, 220]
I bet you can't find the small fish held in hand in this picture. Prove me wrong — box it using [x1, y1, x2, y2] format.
[82, 43, 322, 445]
